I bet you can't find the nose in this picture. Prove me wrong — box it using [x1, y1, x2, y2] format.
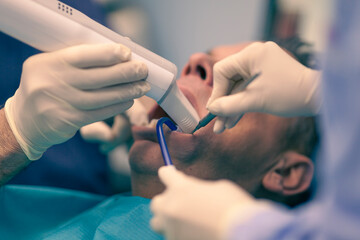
[181, 53, 213, 86]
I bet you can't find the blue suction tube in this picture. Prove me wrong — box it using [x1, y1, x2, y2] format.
[156, 117, 178, 166]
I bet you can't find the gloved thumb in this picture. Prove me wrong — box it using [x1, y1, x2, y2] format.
[150, 214, 165, 234]
[207, 42, 262, 108]
[98, 114, 131, 153]
[126, 99, 148, 126]
[80, 121, 113, 143]
[158, 166, 185, 187]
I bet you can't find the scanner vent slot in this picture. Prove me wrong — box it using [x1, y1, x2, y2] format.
[57, 1, 73, 15]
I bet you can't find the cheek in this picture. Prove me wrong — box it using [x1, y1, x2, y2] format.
[129, 141, 163, 174]
[194, 87, 213, 117]
[192, 122, 229, 158]
[166, 139, 199, 163]
[198, 118, 261, 164]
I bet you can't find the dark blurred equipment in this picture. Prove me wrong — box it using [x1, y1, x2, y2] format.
[262, 0, 320, 69]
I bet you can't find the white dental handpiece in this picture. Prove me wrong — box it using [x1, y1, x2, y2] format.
[0, 0, 200, 133]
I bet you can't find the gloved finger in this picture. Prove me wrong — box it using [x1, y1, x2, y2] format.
[150, 195, 169, 233]
[80, 121, 113, 143]
[213, 117, 226, 134]
[61, 43, 132, 68]
[150, 216, 165, 234]
[80, 101, 134, 125]
[112, 114, 131, 137]
[99, 117, 132, 153]
[206, 62, 235, 108]
[126, 99, 148, 126]
[224, 114, 243, 130]
[150, 194, 167, 213]
[71, 60, 148, 90]
[99, 139, 127, 154]
[207, 43, 263, 107]
[158, 165, 185, 187]
[207, 91, 261, 116]
[70, 81, 150, 110]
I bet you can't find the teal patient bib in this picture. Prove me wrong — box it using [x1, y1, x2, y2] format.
[0, 185, 163, 240]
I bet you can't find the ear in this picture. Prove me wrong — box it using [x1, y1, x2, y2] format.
[262, 151, 314, 196]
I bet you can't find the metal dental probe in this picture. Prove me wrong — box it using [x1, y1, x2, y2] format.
[191, 113, 216, 134]
[191, 72, 261, 134]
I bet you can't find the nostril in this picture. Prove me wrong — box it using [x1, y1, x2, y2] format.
[196, 65, 206, 80]
[184, 65, 190, 75]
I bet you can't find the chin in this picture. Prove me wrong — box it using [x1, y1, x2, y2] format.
[130, 171, 165, 199]
[129, 139, 164, 175]
[129, 140, 166, 199]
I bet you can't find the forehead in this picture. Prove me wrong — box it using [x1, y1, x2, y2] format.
[209, 42, 253, 62]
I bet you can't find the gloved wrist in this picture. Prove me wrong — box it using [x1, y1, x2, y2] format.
[220, 200, 273, 240]
[5, 97, 45, 160]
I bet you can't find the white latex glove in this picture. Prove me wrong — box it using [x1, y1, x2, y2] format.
[150, 166, 272, 240]
[80, 99, 148, 153]
[5, 43, 150, 160]
[207, 41, 321, 133]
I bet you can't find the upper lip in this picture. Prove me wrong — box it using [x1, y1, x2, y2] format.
[132, 84, 199, 142]
[178, 86, 199, 114]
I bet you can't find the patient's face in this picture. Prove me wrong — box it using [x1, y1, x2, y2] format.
[129, 43, 294, 198]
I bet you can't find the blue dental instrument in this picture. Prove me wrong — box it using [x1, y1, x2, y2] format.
[156, 117, 178, 166]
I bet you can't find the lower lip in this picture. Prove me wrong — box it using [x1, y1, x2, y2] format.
[132, 125, 157, 142]
[132, 125, 195, 142]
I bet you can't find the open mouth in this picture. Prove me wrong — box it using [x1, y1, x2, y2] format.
[131, 82, 201, 136]
[144, 104, 174, 129]
[149, 104, 171, 121]
[138, 85, 199, 129]
[130, 102, 180, 143]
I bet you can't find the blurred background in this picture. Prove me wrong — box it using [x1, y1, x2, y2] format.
[95, 0, 265, 70]
[94, 0, 333, 71]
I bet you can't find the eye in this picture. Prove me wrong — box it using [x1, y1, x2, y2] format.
[196, 65, 207, 80]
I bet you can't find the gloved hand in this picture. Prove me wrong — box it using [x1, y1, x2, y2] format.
[80, 99, 148, 153]
[5, 43, 150, 160]
[207, 41, 321, 133]
[150, 166, 271, 240]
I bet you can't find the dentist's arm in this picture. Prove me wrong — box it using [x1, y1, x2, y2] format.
[207, 41, 321, 133]
[0, 108, 29, 185]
